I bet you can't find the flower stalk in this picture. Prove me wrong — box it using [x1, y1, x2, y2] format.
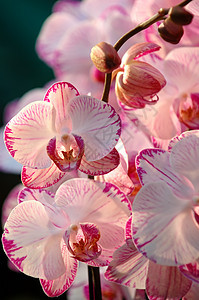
[88, 266, 102, 300]
[101, 0, 193, 103]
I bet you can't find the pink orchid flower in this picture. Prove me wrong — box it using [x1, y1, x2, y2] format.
[114, 42, 166, 108]
[4, 81, 121, 189]
[123, 47, 199, 142]
[36, 3, 139, 101]
[105, 218, 192, 299]
[2, 178, 131, 297]
[132, 130, 199, 266]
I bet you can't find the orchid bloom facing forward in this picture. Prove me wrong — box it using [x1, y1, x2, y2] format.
[4, 82, 121, 189]
[133, 130, 199, 266]
[2, 178, 131, 297]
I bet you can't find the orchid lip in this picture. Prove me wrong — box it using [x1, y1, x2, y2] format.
[64, 223, 102, 262]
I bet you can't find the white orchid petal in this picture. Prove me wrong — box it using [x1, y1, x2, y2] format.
[4, 101, 54, 169]
[133, 181, 199, 266]
[69, 95, 121, 161]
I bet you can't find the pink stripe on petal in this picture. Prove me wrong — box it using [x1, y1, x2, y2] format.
[146, 262, 191, 300]
[122, 42, 161, 65]
[44, 82, 79, 133]
[18, 187, 55, 205]
[3, 201, 66, 279]
[55, 179, 131, 224]
[4, 101, 54, 169]
[47, 135, 84, 172]
[180, 260, 199, 283]
[40, 244, 78, 297]
[133, 181, 199, 266]
[22, 164, 66, 189]
[105, 239, 148, 288]
[96, 151, 133, 195]
[136, 148, 194, 199]
[170, 132, 199, 188]
[79, 147, 120, 175]
[69, 95, 121, 161]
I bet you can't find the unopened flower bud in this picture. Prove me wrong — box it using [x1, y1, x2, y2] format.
[90, 42, 121, 73]
[158, 18, 184, 44]
[169, 6, 193, 25]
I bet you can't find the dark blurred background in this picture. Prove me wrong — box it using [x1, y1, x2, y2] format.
[0, 1, 69, 299]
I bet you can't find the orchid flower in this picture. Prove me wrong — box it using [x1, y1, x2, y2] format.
[132, 130, 199, 266]
[2, 178, 131, 297]
[114, 42, 166, 108]
[4, 81, 121, 189]
[36, 2, 139, 101]
[122, 46, 199, 147]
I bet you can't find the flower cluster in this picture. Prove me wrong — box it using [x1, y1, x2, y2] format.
[1, 0, 199, 299]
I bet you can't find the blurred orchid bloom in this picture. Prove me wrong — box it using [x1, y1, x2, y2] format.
[132, 130, 199, 266]
[4, 82, 121, 189]
[2, 178, 131, 297]
[105, 220, 192, 299]
[114, 43, 166, 108]
[36, 2, 140, 101]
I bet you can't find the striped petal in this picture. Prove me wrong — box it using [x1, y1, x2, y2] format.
[44, 82, 79, 133]
[136, 148, 194, 199]
[122, 42, 161, 65]
[68, 95, 121, 161]
[169, 131, 199, 190]
[55, 179, 131, 224]
[79, 147, 120, 176]
[22, 164, 64, 189]
[105, 239, 148, 288]
[40, 243, 78, 297]
[180, 260, 199, 283]
[2, 201, 66, 280]
[22, 164, 79, 189]
[4, 101, 54, 169]
[133, 181, 199, 266]
[146, 262, 191, 300]
[55, 179, 131, 262]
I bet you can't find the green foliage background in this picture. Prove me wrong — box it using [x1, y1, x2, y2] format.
[0, 0, 56, 126]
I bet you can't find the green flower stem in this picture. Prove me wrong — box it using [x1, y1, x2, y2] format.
[101, 0, 193, 103]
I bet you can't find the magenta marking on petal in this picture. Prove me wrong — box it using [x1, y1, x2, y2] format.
[4, 126, 18, 158]
[102, 181, 132, 212]
[2, 234, 26, 271]
[21, 165, 66, 189]
[47, 135, 84, 172]
[40, 259, 78, 297]
[44, 81, 79, 102]
[79, 148, 120, 175]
